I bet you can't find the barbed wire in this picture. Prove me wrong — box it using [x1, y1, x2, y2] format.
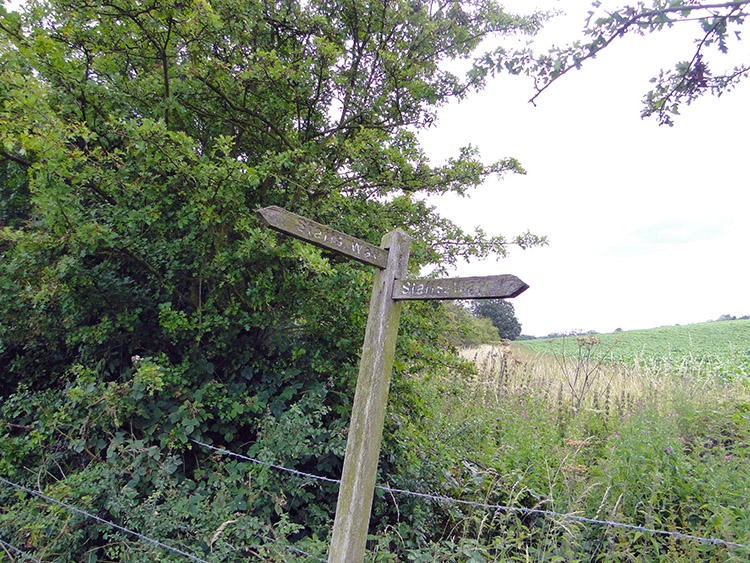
[1, 472, 325, 563]
[377, 486, 750, 550]
[191, 441, 330, 560]
[0, 477, 211, 563]
[193, 440, 750, 552]
[4, 439, 747, 561]
[0, 538, 42, 563]
[192, 440, 339, 485]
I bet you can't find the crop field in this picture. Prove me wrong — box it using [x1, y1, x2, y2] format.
[519, 319, 750, 380]
[447, 332, 750, 561]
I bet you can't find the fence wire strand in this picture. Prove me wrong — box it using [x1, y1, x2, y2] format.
[1, 473, 324, 562]
[193, 440, 750, 552]
[0, 477, 210, 563]
[194, 441, 339, 485]
[0, 538, 42, 563]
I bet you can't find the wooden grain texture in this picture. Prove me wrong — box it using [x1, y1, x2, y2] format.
[392, 274, 529, 301]
[255, 206, 530, 563]
[257, 206, 388, 269]
[328, 229, 412, 563]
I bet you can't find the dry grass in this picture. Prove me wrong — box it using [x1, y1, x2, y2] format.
[461, 341, 750, 420]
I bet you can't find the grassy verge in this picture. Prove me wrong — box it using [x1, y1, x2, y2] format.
[4, 337, 748, 561]
[375, 343, 750, 561]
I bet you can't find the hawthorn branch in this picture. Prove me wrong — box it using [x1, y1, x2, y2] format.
[650, 15, 725, 122]
[529, 0, 750, 106]
[199, 77, 297, 150]
[0, 148, 32, 167]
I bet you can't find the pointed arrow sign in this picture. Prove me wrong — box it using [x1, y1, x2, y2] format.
[257, 205, 388, 269]
[392, 274, 529, 301]
[255, 205, 530, 563]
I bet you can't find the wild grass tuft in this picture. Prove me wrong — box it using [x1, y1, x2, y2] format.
[380, 340, 750, 561]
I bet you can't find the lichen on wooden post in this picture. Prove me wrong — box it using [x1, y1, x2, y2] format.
[255, 207, 529, 563]
[327, 228, 412, 563]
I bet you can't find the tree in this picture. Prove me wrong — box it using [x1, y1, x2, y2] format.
[442, 302, 500, 346]
[0, 0, 547, 556]
[471, 299, 522, 340]
[0, 0, 546, 390]
[523, 1, 750, 125]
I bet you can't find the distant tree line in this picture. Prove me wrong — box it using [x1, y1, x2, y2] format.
[442, 299, 525, 346]
[713, 314, 750, 322]
[471, 299, 522, 341]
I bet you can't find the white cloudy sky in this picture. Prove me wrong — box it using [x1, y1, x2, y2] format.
[419, 0, 750, 336]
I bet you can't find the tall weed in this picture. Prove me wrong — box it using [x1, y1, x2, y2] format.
[383, 343, 750, 561]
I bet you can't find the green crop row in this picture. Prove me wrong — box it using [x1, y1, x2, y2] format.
[520, 320, 750, 380]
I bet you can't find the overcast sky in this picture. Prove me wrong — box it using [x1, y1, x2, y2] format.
[419, 0, 750, 336]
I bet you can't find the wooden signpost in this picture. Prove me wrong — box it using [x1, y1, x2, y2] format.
[257, 206, 529, 563]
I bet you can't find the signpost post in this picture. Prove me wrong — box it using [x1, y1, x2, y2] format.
[256, 206, 529, 563]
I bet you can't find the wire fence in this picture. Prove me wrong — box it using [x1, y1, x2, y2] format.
[3, 437, 750, 563]
[0, 537, 42, 563]
[192, 440, 750, 552]
[0, 476, 211, 563]
[0, 472, 325, 562]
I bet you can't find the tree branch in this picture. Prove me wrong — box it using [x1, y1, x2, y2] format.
[198, 76, 297, 150]
[0, 148, 32, 167]
[529, 1, 750, 107]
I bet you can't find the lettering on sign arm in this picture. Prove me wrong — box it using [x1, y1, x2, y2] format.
[400, 281, 447, 297]
[393, 275, 529, 301]
[257, 206, 388, 269]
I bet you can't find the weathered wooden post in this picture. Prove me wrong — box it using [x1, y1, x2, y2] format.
[256, 206, 529, 563]
[327, 228, 411, 562]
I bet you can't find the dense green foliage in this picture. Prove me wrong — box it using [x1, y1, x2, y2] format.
[0, 0, 548, 558]
[522, 319, 750, 380]
[11, 0, 747, 559]
[441, 302, 501, 346]
[521, 1, 750, 125]
[0, 0, 543, 394]
[425, 343, 750, 561]
[470, 298, 522, 340]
